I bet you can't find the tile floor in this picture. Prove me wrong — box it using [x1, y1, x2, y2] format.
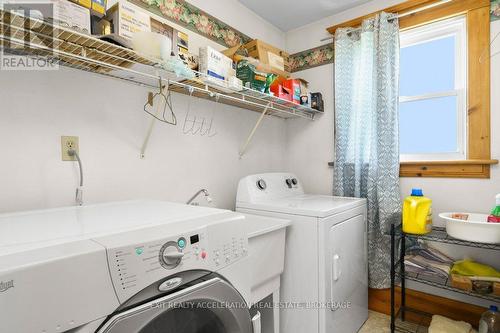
[359, 311, 392, 333]
[359, 311, 423, 333]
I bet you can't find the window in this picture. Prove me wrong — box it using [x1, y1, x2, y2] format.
[328, 0, 496, 178]
[399, 16, 467, 161]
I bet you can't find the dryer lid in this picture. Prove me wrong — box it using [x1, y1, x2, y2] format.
[237, 194, 366, 218]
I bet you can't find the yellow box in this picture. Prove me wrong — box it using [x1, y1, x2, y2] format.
[92, 0, 107, 16]
[70, 0, 92, 9]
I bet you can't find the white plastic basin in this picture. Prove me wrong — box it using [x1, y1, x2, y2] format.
[241, 214, 290, 304]
[440, 212, 500, 244]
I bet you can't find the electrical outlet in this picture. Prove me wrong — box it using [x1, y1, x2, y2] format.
[61, 136, 79, 161]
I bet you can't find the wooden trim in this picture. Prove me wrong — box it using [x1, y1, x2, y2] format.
[467, 6, 491, 160]
[369, 287, 486, 328]
[326, 0, 489, 34]
[327, 0, 435, 34]
[398, 0, 490, 30]
[400, 159, 498, 165]
[400, 163, 492, 178]
[400, 160, 497, 178]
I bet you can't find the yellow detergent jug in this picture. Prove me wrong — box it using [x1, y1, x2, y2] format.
[403, 188, 432, 234]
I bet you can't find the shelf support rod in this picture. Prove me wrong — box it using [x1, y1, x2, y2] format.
[239, 102, 271, 158]
[140, 76, 164, 159]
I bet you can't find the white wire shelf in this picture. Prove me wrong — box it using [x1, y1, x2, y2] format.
[0, 9, 322, 120]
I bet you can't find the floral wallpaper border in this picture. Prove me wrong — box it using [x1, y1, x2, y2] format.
[129, 0, 252, 48]
[492, 0, 500, 21]
[129, 0, 499, 72]
[289, 44, 334, 72]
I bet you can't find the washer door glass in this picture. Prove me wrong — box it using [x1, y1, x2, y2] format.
[98, 278, 252, 333]
[139, 305, 225, 333]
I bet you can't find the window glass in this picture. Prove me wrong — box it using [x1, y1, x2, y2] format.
[400, 96, 458, 154]
[400, 36, 456, 96]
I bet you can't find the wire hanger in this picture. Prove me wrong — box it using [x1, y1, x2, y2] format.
[200, 93, 218, 137]
[182, 86, 199, 135]
[143, 77, 177, 125]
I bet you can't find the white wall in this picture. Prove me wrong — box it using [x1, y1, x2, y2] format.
[187, 0, 286, 49]
[0, 0, 288, 213]
[285, 0, 500, 306]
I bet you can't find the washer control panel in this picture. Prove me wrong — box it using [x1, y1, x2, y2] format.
[103, 221, 248, 303]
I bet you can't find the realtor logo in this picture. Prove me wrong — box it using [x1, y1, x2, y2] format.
[0, 2, 58, 70]
[0, 280, 14, 293]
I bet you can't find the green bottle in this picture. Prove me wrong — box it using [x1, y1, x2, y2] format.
[487, 194, 500, 223]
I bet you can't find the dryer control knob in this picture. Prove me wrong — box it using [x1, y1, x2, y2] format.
[291, 178, 298, 185]
[256, 179, 267, 190]
[160, 241, 184, 269]
[285, 179, 293, 188]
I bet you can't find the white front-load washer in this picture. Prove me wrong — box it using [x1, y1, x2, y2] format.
[236, 173, 368, 333]
[0, 200, 258, 333]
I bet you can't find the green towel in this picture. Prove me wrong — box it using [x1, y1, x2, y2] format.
[451, 260, 500, 278]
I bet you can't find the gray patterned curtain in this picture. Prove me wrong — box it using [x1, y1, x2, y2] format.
[333, 12, 401, 289]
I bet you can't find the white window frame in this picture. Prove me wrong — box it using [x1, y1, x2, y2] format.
[399, 16, 468, 162]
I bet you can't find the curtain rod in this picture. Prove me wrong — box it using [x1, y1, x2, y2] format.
[320, 0, 452, 42]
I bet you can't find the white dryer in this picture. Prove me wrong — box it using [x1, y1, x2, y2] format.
[0, 200, 259, 333]
[236, 173, 368, 333]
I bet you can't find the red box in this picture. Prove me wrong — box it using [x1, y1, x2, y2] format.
[271, 84, 292, 101]
[283, 79, 301, 104]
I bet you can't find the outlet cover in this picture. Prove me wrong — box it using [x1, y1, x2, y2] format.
[61, 136, 79, 161]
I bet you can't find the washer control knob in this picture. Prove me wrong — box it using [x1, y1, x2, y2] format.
[285, 179, 293, 188]
[160, 241, 184, 269]
[256, 179, 267, 190]
[291, 178, 298, 186]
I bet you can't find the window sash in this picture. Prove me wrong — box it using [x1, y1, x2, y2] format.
[399, 16, 467, 162]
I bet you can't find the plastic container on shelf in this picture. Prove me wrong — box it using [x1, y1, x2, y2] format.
[403, 188, 433, 235]
[440, 213, 500, 244]
[488, 194, 500, 223]
[479, 305, 500, 333]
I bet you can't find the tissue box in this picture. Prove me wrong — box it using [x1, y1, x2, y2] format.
[106, 2, 151, 40]
[199, 46, 233, 83]
[227, 76, 243, 91]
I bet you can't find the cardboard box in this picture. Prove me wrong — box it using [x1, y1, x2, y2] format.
[70, 0, 106, 17]
[177, 31, 189, 49]
[223, 45, 290, 78]
[283, 79, 301, 104]
[106, 2, 151, 40]
[45, 0, 91, 35]
[199, 46, 233, 84]
[270, 76, 292, 101]
[271, 84, 292, 101]
[243, 39, 288, 73]
[450, 274, 473, 292]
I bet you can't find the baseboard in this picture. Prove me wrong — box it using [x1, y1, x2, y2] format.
[368, 287, 487, 327]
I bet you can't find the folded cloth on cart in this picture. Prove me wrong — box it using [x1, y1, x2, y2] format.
[428, 315, 475, 333]
[404, 243, 454, 278]
[451, 260, 500, 282]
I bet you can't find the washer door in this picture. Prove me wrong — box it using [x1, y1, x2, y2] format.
[97, 277, 252, 333]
